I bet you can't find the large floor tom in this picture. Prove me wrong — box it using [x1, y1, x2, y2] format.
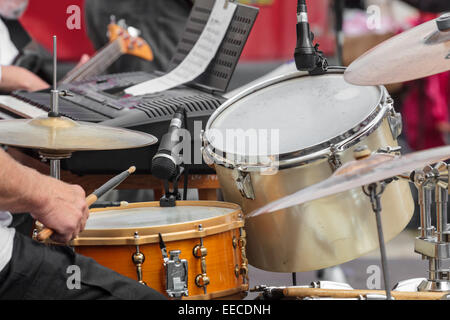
[202, 68, 414, 272]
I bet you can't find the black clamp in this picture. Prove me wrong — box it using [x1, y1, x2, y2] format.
[437, 13, 450, 32]
[160, 167, 184, 207]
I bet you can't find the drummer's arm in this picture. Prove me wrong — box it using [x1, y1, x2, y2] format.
[0, 148, 88, 242]
[0, 65, 49, 93]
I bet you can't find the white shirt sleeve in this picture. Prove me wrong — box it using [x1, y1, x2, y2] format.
[0, 212, 15, 272]
[0, 19, 19, 66]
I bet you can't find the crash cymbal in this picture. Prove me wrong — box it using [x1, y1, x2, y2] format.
[0, 116, 157, 156]
[249, 145, 450, 218]
[344, 14, 450, 86]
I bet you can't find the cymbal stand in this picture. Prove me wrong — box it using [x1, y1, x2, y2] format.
[412, 162, 450, 292]
[33, 36, 73, 239]
[362, 181, 393, 300]
[48, 35, 62, 180]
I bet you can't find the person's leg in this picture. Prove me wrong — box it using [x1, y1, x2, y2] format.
[0, 232, 166, 300]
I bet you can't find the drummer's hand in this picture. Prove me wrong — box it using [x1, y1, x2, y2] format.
[30, 176, 89, 243]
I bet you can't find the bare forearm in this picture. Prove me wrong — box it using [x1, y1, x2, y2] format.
[0, 65, 49, 92]
[0, 149, 48, 213]
[0, 149, 89, 242]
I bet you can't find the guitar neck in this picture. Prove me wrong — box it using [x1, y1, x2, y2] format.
[60, 39, 123, 84]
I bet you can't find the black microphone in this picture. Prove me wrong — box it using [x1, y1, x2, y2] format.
[294, 0, 328, 74]
[294, 0, 318, 72]
[151, 106, 185, 181]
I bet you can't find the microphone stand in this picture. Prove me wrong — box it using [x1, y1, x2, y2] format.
[334, 0, 344, 66]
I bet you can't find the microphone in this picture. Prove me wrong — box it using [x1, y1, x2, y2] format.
[151, 106, 185, 181]
[294, 0, 318, 72]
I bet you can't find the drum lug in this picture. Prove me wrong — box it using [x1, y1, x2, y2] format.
[328, 145, 342, 171]
[238, 228, 249, 284]
[164, 250, 189, 299]
[193, 225, 210, 293]
[232, 169, 255, 200]
[387, 108, 403, 140]
[234, 265, 240, 278]
[132, 232, 147, 286]
[232, 236, 238, 249]
[376, 146, 402, 156]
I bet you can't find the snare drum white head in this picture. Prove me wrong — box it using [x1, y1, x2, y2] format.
[86, 205, 236, 230]
[207, 72, 383, 157]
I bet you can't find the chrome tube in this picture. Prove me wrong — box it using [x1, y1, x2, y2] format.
[435, 185, 448, 242]
[50, 159, 60, 180]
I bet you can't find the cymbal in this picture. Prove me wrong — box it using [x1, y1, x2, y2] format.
[0, 116, 157, 156]
[249, 145, 450, 218]
[344, 16, 450, 86]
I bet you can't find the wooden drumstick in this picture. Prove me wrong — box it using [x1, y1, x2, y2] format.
[37, 166, 136, 242]
[283, 287, 447, 300]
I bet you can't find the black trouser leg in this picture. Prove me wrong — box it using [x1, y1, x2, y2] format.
[0, 232, 167, 300]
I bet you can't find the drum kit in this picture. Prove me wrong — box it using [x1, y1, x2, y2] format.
[1, 14, 450, 300]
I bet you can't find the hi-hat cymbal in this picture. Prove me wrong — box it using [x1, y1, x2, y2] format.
[344, 15, 450, 86]
[249, 145, 450, 218]
[0, 116, 157, 156]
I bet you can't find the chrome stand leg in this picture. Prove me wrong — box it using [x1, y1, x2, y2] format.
[50, 159, 60, 180]
[364, 183, 392, 300]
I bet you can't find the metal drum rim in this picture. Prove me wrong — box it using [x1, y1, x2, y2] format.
[203, 67, 391, 171]
[70, 201, 244, 246]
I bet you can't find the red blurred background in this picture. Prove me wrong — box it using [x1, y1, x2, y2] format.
[18, 0, 334, 62]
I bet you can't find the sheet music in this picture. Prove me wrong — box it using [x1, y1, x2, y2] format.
[125, 1, 237, 96]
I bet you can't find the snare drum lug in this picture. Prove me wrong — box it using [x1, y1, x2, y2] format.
[387, 109, 403, 140]
[235, 265, 240, 278]
[193, 226, 210, 293]
[232, 236, 238, 249]
[195, 274, 210, 288]
[132, 232, 147, 286]
[238, 228, 249, 283]
[232, 169, 255, 200]
[193, 245, 208, 258]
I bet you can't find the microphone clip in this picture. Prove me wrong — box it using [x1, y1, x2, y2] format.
[308, 43, 328, 75]
[160, 166, 184, 207]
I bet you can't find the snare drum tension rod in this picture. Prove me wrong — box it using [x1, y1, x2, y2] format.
[132, 231, 147, 286]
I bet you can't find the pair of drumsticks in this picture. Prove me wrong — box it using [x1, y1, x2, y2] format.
[37, 166, 136, 241]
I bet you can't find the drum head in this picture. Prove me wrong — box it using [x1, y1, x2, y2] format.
[206, 72, 383, 157]
[86, 205, 236, 230]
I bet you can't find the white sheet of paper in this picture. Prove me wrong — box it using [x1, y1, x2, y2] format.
[125, 1, 237, 96]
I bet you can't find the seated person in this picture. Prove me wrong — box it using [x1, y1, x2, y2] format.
[0, 148, 166, 300]
[0, 0, 49, 92]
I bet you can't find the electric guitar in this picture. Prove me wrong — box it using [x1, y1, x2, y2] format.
[60, 20, 153, 84]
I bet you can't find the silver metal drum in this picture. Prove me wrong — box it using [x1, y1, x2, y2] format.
[202, 68, 414, 272]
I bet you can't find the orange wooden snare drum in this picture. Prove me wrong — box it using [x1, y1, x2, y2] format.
[71, 201, 249, 300]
